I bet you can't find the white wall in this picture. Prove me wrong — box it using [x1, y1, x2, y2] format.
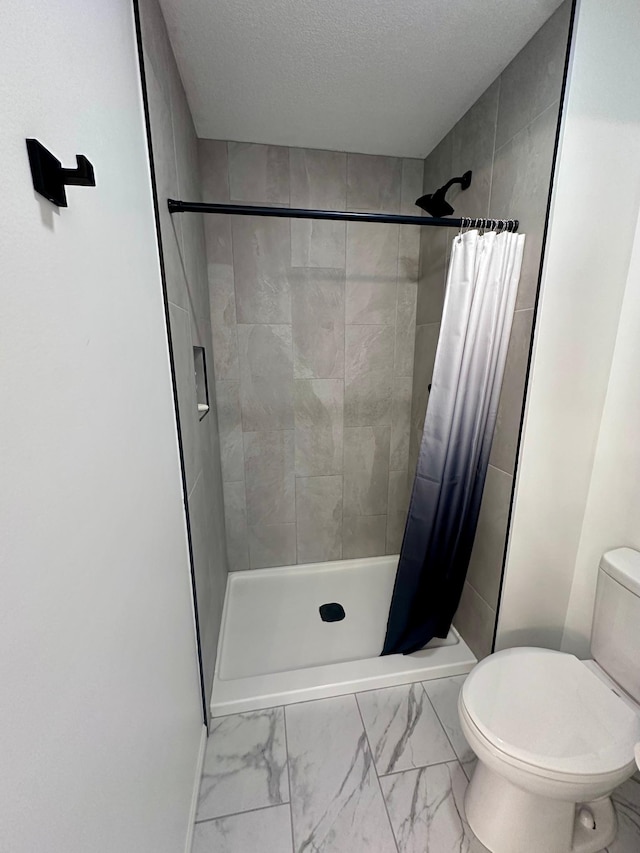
[0, 2, 204, 851]
[561, 210, 640, 655]
[496, 0, 640, 651]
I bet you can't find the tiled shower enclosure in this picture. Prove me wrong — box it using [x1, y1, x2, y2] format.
[200, 141, 423, 570]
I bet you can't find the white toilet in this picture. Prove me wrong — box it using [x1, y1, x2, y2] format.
[458, 547, 640, 853]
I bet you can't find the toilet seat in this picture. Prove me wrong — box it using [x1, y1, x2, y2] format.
[461, 647, 640, 778]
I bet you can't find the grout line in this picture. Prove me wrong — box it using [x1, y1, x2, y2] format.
[353, 695, 401, 853]
[464, 577, 498, 614]
[194, 799, 290, 826]
[293, 473, 299, 566]
[166, 300, 189, 315]
[339, 320, 401, 326]
[294, 472, 343, 480]
[420, 681, 464, 765]
[290, 265, 347, 272]
[487, 75, 500, 219]
[493, 98, 561, 157]
[341, 217, 347, 562]
[486, 462, 513, 477]
[242, 427, 295, 433]
[386, 223, 403, 557]
[376, 755, 461, 779]
[225, 141, 241, 375]
[282, 707, 297, 853]
[187, 469, 203, 501]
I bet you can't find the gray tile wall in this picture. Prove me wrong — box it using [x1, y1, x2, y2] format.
[200, 141, 422, 569]
[139, 0, 229, 706]
[411, 1, 572, 658]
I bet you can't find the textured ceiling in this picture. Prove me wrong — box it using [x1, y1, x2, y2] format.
[158, 0, 564, 158]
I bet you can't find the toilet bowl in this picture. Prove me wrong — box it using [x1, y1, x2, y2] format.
[458, 647, 640, 853]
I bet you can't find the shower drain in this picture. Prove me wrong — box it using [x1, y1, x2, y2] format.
[319, 602, 346, 622]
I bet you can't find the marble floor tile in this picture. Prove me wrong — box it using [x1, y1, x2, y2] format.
[380, 761, 489, 853]
[196, 708, 289, 821]
[285, 694, 397, 853]
[357, 683, 455, 775]
[192, 805, 293, 853]
[422, 676, 477, 778]
[379, 767, 429, 853]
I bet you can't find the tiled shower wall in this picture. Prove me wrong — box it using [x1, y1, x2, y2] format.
[199, 142, 422, 570]
[411, 0, 572, 657]
[139, 0, 229, 702]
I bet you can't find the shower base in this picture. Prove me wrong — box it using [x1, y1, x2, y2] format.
[210, 555, 476, 717]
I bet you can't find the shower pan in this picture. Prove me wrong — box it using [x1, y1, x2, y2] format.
[167, 177, 516, 720]
[211, 554, 475, 717]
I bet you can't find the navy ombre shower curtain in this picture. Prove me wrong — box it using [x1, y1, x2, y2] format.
[382, 228, 525, 656]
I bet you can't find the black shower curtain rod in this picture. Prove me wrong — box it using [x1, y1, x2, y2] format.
[167, 199, 519, 231]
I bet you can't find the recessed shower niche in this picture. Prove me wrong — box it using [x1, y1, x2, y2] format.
[192, 345, 209, 419]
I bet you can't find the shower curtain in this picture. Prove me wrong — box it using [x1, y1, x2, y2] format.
[382, 228, 525, 656]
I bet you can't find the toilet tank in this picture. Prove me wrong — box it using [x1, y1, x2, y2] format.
[591, 547, 640, 704]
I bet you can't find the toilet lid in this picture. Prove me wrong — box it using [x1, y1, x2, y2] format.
[461, 648, 640, 776]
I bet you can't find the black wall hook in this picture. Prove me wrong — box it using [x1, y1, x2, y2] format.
[26, 139, 96, 207]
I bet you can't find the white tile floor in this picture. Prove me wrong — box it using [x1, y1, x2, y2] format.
[193, 675, 640, 853]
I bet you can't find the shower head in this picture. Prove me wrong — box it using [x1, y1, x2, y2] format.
[416, 191, 455, 218]
[415, 170, 472, 218]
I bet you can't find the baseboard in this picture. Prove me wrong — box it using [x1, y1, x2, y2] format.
[184, 724, 207, 853]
